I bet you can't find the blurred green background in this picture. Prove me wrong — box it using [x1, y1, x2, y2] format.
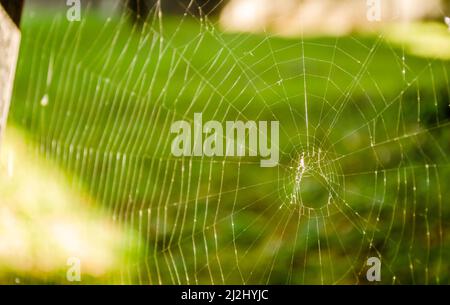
[1, 0, 450, 284]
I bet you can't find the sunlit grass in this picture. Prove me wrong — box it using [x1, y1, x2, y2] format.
[384, 22, 450, 60]
[0, 128, 141, 284]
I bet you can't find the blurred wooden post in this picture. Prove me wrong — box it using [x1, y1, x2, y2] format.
[0, 0, 22, 149]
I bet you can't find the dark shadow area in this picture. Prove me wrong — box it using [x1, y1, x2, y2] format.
[0, 0, 24, 27]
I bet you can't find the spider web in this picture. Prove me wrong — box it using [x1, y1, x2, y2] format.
[9, 0, 450, 284]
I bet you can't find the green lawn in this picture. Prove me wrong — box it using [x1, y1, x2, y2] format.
[7, 7, 450, 284]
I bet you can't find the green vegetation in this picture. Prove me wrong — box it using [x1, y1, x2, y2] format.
[6, 8, 450, 284]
